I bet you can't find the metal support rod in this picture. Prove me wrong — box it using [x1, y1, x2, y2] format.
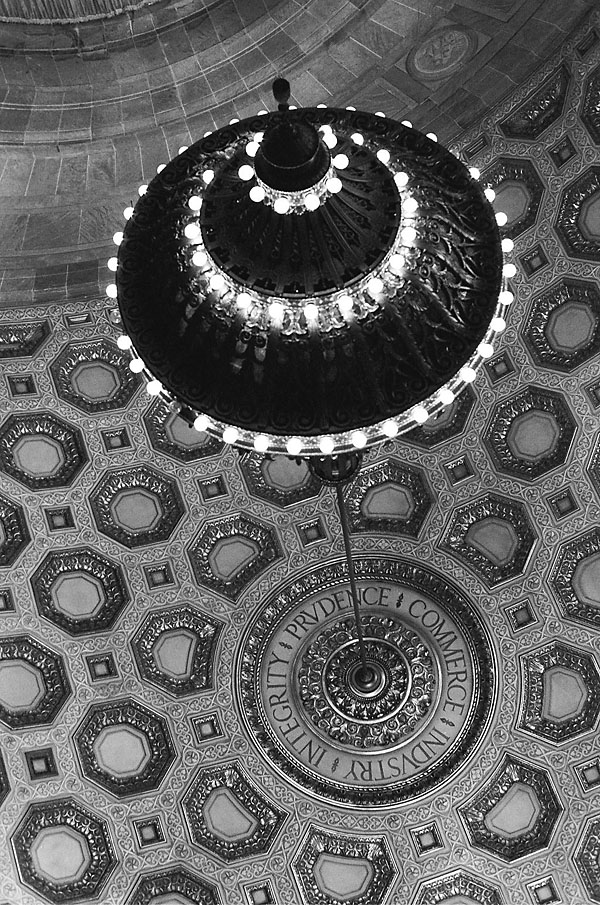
[335, 483, 369, 673]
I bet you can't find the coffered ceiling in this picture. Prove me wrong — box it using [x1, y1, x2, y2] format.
[1, 2, 600, 904]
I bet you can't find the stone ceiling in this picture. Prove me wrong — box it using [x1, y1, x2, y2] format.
[1, 2, 600, 904]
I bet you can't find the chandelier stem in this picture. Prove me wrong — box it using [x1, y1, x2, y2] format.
[335, 483, 368, 675]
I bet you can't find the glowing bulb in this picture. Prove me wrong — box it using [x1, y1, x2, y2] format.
[412, 406, 428, 424]
[499, 290, 514, 305]
[438, 388, 455, 406]
[346, 105, 356, 111]
[491, 317, 506, 332]
[319, 436, 335, 454]
[388, 254, 404, 275]
[377, 149, 390, 164]
[192, 250, 207, 267]
[178, 146, 188, 154]
[326, 177, 342, 194]
[222, 426, 239, 444]
[129, 358, 144, 373]
[426, 132, 438, 142]
[254, 132, 264, 143]
[269, 301, 284, 320]
[156, 163, 166, 173]
[146, 379, 162, 395]
[254, 434, 269, 452]
[333, 153, 349, 169]
[250, 186, 266, 202]
[337, 295, 353, 314]
[496, 211, 508, 226]
[105, 283, 117, 298]
[367, 277, 384, 298]
[203, 130, 213, 136]
[113, 231, 124, 245]
[237, 292, 252, 309]
[209, 274, 225, 292]
[460, 366, 476, 383]
[194, 414, 209, 431]
[107, 257, 118, 272]
[484, 187, 496, 202]
[501, 238, 514, 253]
[401, 226, 417, 244]
[403, 196, 418, 214]
[351, 133, 364, 145]
[274, 197, 291, 214]
[478, 342, 494, 358]
[503, 262, 517, 278]
[304, 193, 320, 211]
[138, 184, 148, 196]
[188, 195, 202, 211]
[375, 111, 385, 117]
[382, 419, 398, 438]
[304, 303, 319, 320]
[351, 430, 367, 449]
[317, 103, 328, 109]
[123, 206, 134, 220]
[229, 118, 239, 124]
[469, 167, 481, 180]
[202, 169, 214, 184]
[401, 120, 412, 128]
[238, 164, 254, 181]
[184, 223, 200, 239]
[246, 141, 259, 157]
[394, 172, 409, 188]
[117, 335, 132, 350]
[323, 133, 338, 149]
[287, 437, 303, 456]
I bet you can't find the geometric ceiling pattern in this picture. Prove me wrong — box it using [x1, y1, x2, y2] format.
[1, 3, 600, 904]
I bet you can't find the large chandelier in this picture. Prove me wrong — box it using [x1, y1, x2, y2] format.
[110, 79, 513, 459]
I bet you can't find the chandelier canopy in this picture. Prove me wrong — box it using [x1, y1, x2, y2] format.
[114, 85, 509, 457]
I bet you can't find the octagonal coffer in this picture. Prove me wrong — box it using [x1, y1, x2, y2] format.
[0, 635, 71, 729]
[555, 165, 600, 261]
[0, 492, 30, 566]
[483, 157, 545, 240]
[240, 452, 322, 508]
[523, 278, 600, 371]
[550, 526, 600, 629]
[144, 398, 223, 462]
[342, 457, 433, 537]
[0, 412, 87, 490]
[50, 339, 140, 413]
[127, 867, 220, 905]
[414, 868, 504, 905]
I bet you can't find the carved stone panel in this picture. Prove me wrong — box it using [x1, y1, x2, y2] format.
[500, 64, 570, 139]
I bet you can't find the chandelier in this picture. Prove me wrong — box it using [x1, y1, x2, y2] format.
[110, 79, 513, 459]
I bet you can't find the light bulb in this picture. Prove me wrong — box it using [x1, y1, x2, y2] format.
[501, 238, 514, 253]
[403, 196, 418, 214]
[156, 163, 166, 173]
[192, 250, 208, 267]
[495, 211, 508, 226]
[222, 426, 239, 444]
[460, 366, 476, 383]
[351, 430, 367, 449]
[138, 184, 148, 196]
[326, 177, 342, 194]
[412, 406, 428, 424]
[317, 103, 328, 109]
[250, 186, 266, 203]
[478, 342, 494, 358]
[503, 263, 517, 278]
[194, 414, 209, 431]
[499, 290, 514, 305]
[333, 153, 349, 169]
[484, 187, 496, 202]
[117, 335, 132, 350]
[401, 120, 412, 128]
[394, 172, 409, 188]
[469, 167, 481, 179]
[382, 419, 398, 438]
[107, 257, 118, 272]
[319, 436, 335, 454]
[376, 149, 390, 164]
[105, 283, 117, 298]
[203, 130, 213, 137]
[129, 358, 144, 373]
[184, 223, 200, 239]
[287, 437, 303, 456]
[388, 254, 404, 275]
[426, 132, 438, 142]
[188, 195, 202, 211]
[246, 141, 259, 157]
[237, 292, 252, 309]
[337, 295, 353, 313]
[123, 206, 134, 220]
[253, 132, 264, 143]
[113, 231, 124, 245]
[209, 274, 225, 291]
[304, 193, 320, 211]
[375, 111, 385, 117]
[178, 145, 189, 154]
[146, 379, 162, 395]
[367, 277, 384, 297]
[304, 303, 319, 320]
[401, 226, 417, 244]
[346, 105, 356, 111]
[229, 117, 239, 124]
[323, 133, 338, 149]
[351, 133, 364, 145]
[274, 197, 291, 214]
[491, 317, 506, 332]
[202, 169, 214, 184]
[438, 388, 455, 406]
[254, 434, 269, 452]
[269, 301, 284, 320]
[238, 164, 254, 181]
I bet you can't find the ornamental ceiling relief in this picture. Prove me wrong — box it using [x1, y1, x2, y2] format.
[0, 5, 600, 905]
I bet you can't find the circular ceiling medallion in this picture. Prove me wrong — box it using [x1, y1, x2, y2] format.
[237, 558, 496, 807]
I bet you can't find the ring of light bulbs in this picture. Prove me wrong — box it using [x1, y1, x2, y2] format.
[111, 110, 514, 458]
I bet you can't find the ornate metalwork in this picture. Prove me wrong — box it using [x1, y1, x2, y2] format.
[50, 339, 140, 413]
[483, 157, 545, 239]
[298, 614, 435, 748]
[131, 604, 222, 696]
[459, 754, 562, 861]
[143, 398, 223, 461]
[11, 797, 116, 904]
[0, 635, 71, 729]
[549, 526, 600, 628]
[523, 278, 600, 371]
[555, 165, 600, 260]
[0, 320, 50, 358]
[181, 762, 286, 861]
[343, 457, 433, 535]
[188, 513, 281, 600]
[441, 492, 536, 586]
[500, 65, 570, 139]
[0, 412, 88, 491]
[30, 547, 130, 636]
[89, 465, 185, 548]
[483, 386, 576, 480]
[414, 869, 504, 904]
[519, 641, 600, 742]
[240, 451, 322, 507]
[293, 827, 394, 905]
[73, 698, 176, 797]
[575, 817, 600, 902]
[117, 108, 502, 442]
[0, 492, 30, 566]
[581, 63, 600, 143]
[127, 867, 219, 905]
